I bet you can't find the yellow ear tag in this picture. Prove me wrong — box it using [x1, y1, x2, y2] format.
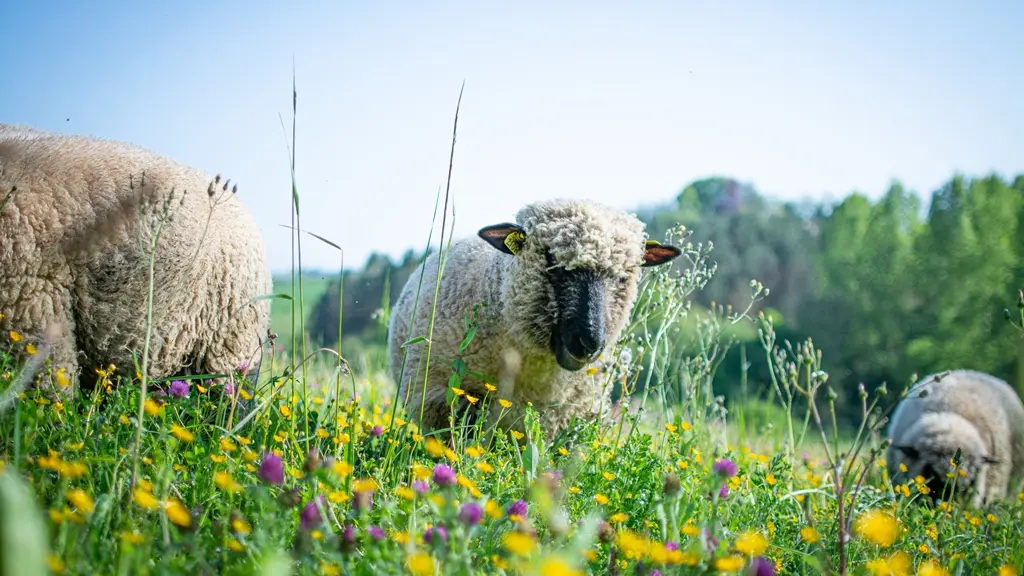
[645, 239, 662, 248]
[504, 230, 527, 255]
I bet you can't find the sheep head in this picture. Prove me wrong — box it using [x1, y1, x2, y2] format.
[477, 199, 681, 372]
[891, 412, 998, 503]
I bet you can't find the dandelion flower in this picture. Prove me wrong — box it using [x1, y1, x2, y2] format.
[712, 555, 745, 572]
[9, 330, 23, 342]
[800, 526, 820, 544]
[133, 488, 160, 511]
[25, 343, 37, 355]
[164, 498, 192, 528]
[595, 494, 609, 505]
[170, 424, 194, 442]
[854, 508, 901, 548]
[65, 489, 94, 514]
[735, 530, 769, 556]
[406, 552, 435, 576]
[498, 399, 513, 409]
[503, 531, 536, 555]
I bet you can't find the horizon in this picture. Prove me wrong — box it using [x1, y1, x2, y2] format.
[3, 0, 1022, 274]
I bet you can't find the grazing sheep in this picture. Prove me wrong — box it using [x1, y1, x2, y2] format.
[886, 369, 1024, 507]
[0, 124, 272, 394]
[387, 198, 682, 437]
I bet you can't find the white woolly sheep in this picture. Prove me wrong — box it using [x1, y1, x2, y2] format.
[387, 198, 682, 438]
[886, 369, 1024, 507]
[0, 124, 272, 393]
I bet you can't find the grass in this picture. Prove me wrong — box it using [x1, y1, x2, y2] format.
[2, 87, 1023, 576]
[268, 271, 336, 351]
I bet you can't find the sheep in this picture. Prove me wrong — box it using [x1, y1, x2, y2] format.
[387, 198, 682, 438]
[885, 369, 1024, 507]
[0, 124, 272, 395]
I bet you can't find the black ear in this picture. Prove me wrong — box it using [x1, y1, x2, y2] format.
[478, 223, 527, 256]
[641, 239, 683, 267]
[895, 445, 920, 460]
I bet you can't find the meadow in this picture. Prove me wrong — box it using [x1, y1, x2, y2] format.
[2, 102, 1023, 576]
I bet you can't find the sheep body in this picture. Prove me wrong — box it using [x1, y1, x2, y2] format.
[387, 198, 680, 437]
[0, 124, 272, 391]
[886, 369, 1024, 506]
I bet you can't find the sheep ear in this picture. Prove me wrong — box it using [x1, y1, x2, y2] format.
[641, 240, 682, 267]
[478, 223, 527, 256]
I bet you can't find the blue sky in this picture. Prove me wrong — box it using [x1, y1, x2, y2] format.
[2, 0, 1022, 273]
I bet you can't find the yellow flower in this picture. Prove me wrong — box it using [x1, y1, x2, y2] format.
[498, 399, 513, 409]
[120, 530, 145, 545]
[451, 387, 465, 396]
[133, 488, 160, 510]
[540, 556, 584, 576]
[231, 516, 252, 535]
[511, 430, 525, 440]
[735, 530, 769, 556]
[209, 454, 226, 464]
[353, 478, 378, 493]
[765, 473, 777, 486]
[332, 460, 354, 478]
[485, 383, 497, 392]
[682, 524, 700, 537]
[609, 512, 629, 523]
[586, 366, 599, 377]
[466, 445, 484, 458]
[602, 471, 616, 481]
[55, 369, 71, 388]
[407, 552, 436, 576]
[917, 560, 949, 576]
[165, 498, 192, 527]
[865, 551, 911, 576]
[9, 330, 23, 342]
[412, 463, 432, 480]
[485, 499, 504, 519]
[855, 508, 901, 547]
[595, 494, 609, 505]
[47, 554, 64, 574]
[320, 563, 342, 576]
[713, 555, 745, 572]
[170, 424, 194, 442]
[396, 486, 415, 501]
[800, 526, 820, 544]
[476, 461, 495, 474]
[226, 538, 245, 552]
[503, 531, 536, 555]
[65, 489, 94, 514]
[219, 437, 237, 452]
[279, 404, 291, 417]
[144, 398, 163, 417]
[999, 566, 1019, 576]
[424, 437, 445, 458]
[214, 471, 242, 493]
[25, 343, 37, 355]
[466, 394, 479, 405]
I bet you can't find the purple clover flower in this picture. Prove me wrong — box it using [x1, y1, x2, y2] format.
[412, 480, 429, 494]
[432, 464, 457, 487]
[368, 526, 386, 541]
[665, 541, 680, 551]
[507, 498, 528, 517]
[712, 458, 738, 478]
[168, 380, 189, 398]
[223, 382, 235, 396]
[748, 557, 776, 576]
[458, 502, 483, 526]
[370, 425, 383, 437]
[300, 497, 324, 530]
[257, 452, 284, 485]
[424, 525, 448, 545]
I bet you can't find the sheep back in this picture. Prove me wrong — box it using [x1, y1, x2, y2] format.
[0, 124, 272, 391]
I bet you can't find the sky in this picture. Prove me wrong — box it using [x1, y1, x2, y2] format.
[2, 0, 1022, 273]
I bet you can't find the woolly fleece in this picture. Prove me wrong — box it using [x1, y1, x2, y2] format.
[0, 124, 272, 392]
[388, 198, 654, 437]
[886, 369, 1024, 507]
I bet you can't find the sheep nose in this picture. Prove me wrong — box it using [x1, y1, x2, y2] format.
[572, 332, 605, 360]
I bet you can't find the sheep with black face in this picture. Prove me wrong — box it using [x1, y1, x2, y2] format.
[387, 198, 681, 437]
[886, 369, 1024, 507]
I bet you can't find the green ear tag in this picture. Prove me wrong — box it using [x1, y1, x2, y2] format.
[504, 230, 527, 255]
[645, 239, 662, 248]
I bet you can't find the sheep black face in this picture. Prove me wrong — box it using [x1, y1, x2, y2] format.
[894, 444, 997, 503]
[478, 222, 682, 371]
